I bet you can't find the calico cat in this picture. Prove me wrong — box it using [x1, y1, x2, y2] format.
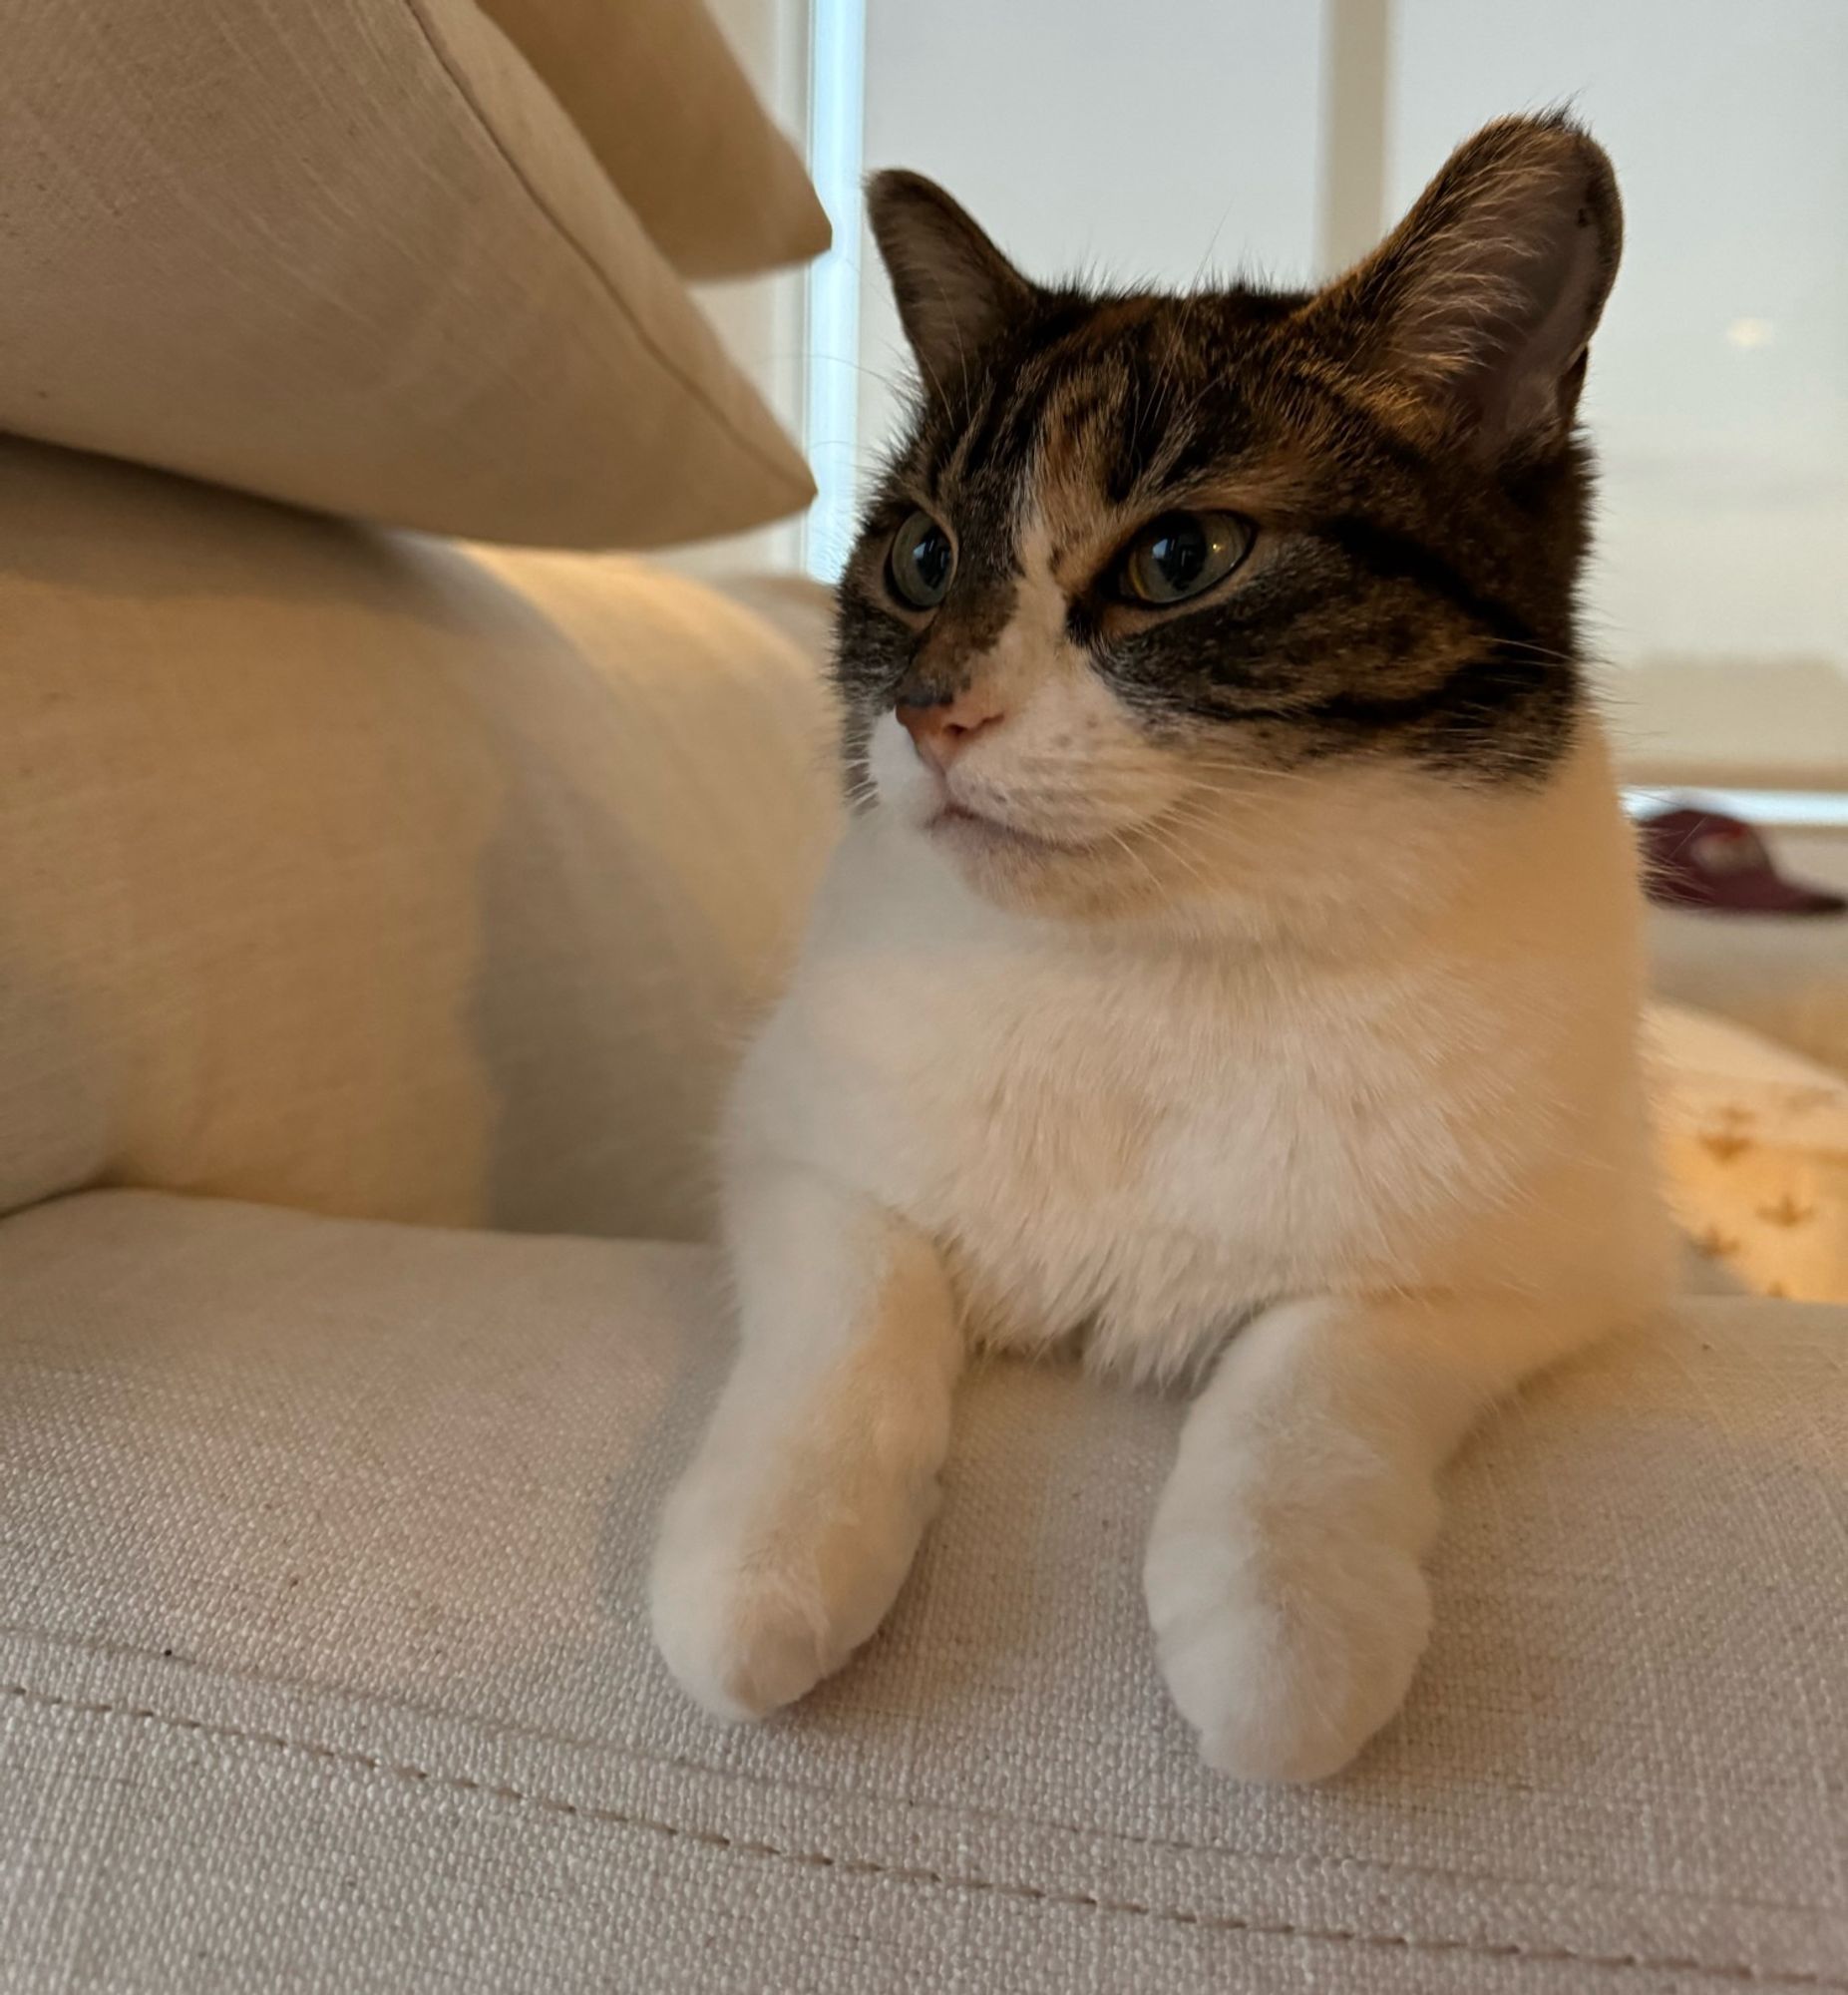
[650, 114, 1671, 1781]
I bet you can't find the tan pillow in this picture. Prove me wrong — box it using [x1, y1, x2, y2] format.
[480, 0, 830, 277]
[0, 0, 815, 548]
[1651, 1001, 1848, 1303]
[0, 438, 840, 1240]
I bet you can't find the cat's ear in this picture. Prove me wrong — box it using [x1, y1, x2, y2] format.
[867, 172, 1036, 392]
[1303, 114, 1622, 462]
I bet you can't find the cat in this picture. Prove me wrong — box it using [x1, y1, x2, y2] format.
[649, 113, 1672, 1782]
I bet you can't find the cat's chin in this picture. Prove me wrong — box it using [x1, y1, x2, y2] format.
[911, 803, 1068, 906]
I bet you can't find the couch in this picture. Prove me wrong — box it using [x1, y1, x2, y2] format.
[3, 5, 1844, 1991]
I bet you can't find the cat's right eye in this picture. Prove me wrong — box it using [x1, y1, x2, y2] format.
[1112, 511, 1252, 607]
[888, 511, 955, 609]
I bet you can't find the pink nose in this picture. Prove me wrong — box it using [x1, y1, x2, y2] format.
[896, 687, 1007, 772]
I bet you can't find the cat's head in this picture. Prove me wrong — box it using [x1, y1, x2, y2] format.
[836, 114, 1622, 926]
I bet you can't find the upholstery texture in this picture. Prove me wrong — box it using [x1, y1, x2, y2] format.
[0, 439, 839, 1239]
[1, 1190, 1842, 1992]
[1653, 1001, 1848, 1302]
[478, 0, 829, 278]
[0, 0, 813, 546]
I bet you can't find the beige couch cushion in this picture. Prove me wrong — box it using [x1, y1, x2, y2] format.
[479, 0, 829, 278]
[1, 1188, 1842, 1990]
[0, 0, 813, 547]
[0, 438, 839, 1239]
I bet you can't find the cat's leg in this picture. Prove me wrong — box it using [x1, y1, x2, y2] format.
[1144, 1292, 1614, 1782]
[650, 1165, 962, 1721]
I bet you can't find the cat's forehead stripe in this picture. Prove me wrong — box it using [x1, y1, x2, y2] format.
[924, 305, 1279, 541]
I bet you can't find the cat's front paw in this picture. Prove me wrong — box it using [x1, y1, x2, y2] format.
[1144, 1507, 1431, 1783]
[648, 1522, 841, 1723]
[648, 1456, 939, 1724]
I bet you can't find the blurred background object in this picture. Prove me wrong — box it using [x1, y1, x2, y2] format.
[1638, 806, 1847, 916]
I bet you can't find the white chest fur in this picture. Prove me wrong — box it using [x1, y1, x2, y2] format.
[729, 812, 1601, 1383]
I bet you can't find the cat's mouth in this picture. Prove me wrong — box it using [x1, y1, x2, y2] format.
[925, 800, 1096, 859]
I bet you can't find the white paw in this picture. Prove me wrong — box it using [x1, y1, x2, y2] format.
[648, 1529, 842, 1723]
[1144, 1507, 1432, 1783]
[649, 1461, 938, 1723]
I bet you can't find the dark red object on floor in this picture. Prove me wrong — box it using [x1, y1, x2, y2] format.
[1638, 805, 1846, 916]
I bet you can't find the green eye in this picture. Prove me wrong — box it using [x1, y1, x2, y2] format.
[888, 510, 955, 608]
[1115, 511, 1251, 605]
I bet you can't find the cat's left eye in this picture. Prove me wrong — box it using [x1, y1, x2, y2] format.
[888, 511, 956, 609]
[1113, 512, 1252, 606]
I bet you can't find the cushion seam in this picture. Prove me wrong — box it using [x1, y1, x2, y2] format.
[0, 1621, 1824, 1922]
[5, 1683, 1835, 1989]
[394, 0, 805, 503]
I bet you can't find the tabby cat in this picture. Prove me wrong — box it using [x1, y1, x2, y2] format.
[650, 114, 1671, 1780]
